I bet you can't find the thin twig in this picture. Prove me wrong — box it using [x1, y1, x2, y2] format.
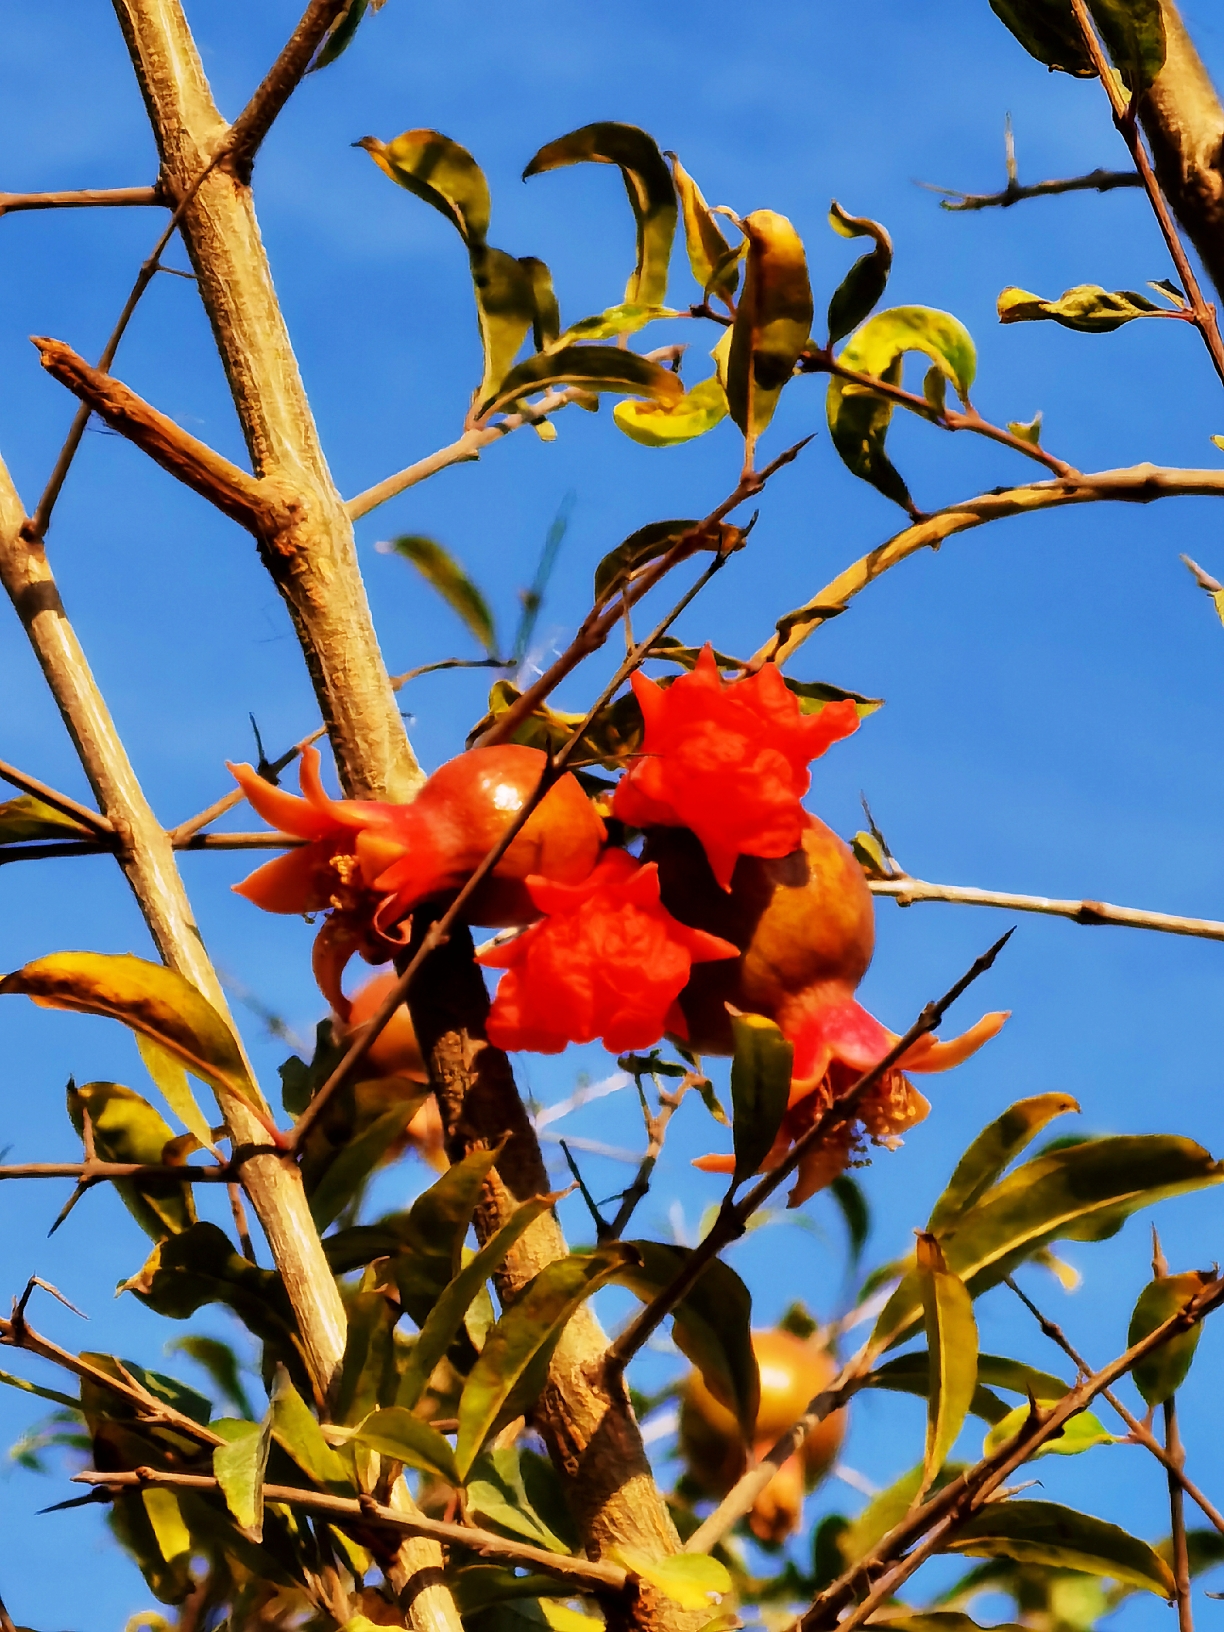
[797, 1274, 1224, 1631]
[0, 186, 163, 217]
[602, 1073, 695, 1241]
[0, 1159, 259, 1183]
[922, 168, 1142, 212]
[1067, 0, 1224, 389]
[23, 157, 225, 542]
[609, 931, 1013, 1376]
[870, 874, 1224, 944]
[345, 389, 584, 522]
[801, 349, 1076, 479]
[1004, 1275, 1224, 1537]
[753, 462, 1224, 668]
[224, 0, 351, 182]
[0, 757, 113, 835]
[71, 1470, 629, 1591]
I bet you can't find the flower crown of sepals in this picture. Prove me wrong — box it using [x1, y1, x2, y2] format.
[612, 644, 861, 888]
[478, 849, 737, 1055]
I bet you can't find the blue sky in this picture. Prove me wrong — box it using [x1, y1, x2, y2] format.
[2, 2, 1224, 1627]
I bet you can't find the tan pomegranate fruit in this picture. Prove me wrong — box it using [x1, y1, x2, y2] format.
[678, 1327, 845, 1543]
[344, 973, 445, 1169]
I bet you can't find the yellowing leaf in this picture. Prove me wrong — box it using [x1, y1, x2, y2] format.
[998, 284, 1163, 332]
[524, 123, 677, 306]
[1127, 1270, 1214, 1406]
[67, 1080, 196, 1241]
[358, 129, 490, 246]
[552, 303, 678, 349]
[0, 794, 93, 842]
[136, 1034, 218, 1155]
[470, 246, 538, 405]
[270, 1370, 353, 1494]
[669, 154, 737, 300]
[610, 1549, 730, 1610]
[916, 1232, 978, 1491]
[614, 375, 728, 447]
[726, 210, 813, 452]
[141, 1487, 192, 1564]
[3, 952, 264, 1116]
[946, 1499, 1175, 1597]
[927, 1093, 1080, 1235]
[478, 345, 683, 421]
[381, 535, 497, 654]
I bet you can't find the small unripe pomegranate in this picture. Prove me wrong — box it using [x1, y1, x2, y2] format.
[345, 973, 445, 1168]
[679, 1328, 846, 1543]
[647, 817, 874, 1057]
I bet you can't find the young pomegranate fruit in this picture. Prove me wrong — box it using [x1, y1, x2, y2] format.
[679, 1327, 845, 1544]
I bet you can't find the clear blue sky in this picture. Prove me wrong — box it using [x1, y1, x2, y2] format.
[2, 2, 1224, 1627]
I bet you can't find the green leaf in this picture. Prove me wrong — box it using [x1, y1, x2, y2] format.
[358, 128, 490, 246]
[615, 1241, 758, 1437]
[871, 1134, 1222, 1353]
[516, 256, 561, 352]
[0, 1367, 79, 1410]
[4, 952, 264, 1115]
[270, 1370, 353, 1494]
[830, 1174, 870, 1262]
[987, 0, 1095, 75]
[455, 1243, 637, 1478]
[552, 303, 678, 348]
[726, 210, 813, 448]
[0, 794, 93, 842]
[375, 1146, 503, 1326]
[477, 344, 684, 422]
[945, 1500, 1175, 1597]
[312, 0, 373, 71]
[212, 1415, 271, 1538]
[136, 1035, 218, 1155]
[981, 1403, 1115, 1458]
[350, 1405, 459, 1483]
[383, 536, 497, 657]
[165, 1336, 254, 1420]
[784, 678, 883, 719]
[828, 306, 976, 511]
[466, 1446, 578, 1556]
[927, 1094, 1081, 1235]
[614, 374, 729, 448]
[841, 1463, 967, 1565]
[592, 518, 741, 607]
[1127, 1269, 1214, 1406]
[998, 284, 1163, 333]
[66, 1079, 197, 1241]
[826, 202, 893, 344]
[524, 123, 676, 306]
[308, 1097, 429, 1231]
[397, 1192, 560, 1410]
[609, 1549, 731, 1610]
[861, 1351, 1010, 1425]
[1090, 0, 1166, 91]
[917, 1233, 978, 1491]
[728, 1013, 793, 1187]
[1007, 412, 1043, 446]
[670, 154, 738, 300]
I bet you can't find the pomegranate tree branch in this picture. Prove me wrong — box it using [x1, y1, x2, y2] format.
[31, 338, 268, 530]
[924, 167, 1142, 211]
[0, 186, 164, 217]
[224, 0, 352, 183]
[72, 1469, 630, 1592]
[753, 463, 1224, 667]
[869, 874, 1224, 944]
[0, 757, 113, 835]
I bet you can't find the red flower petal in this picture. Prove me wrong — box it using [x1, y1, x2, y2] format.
[613, 646, 860, 887]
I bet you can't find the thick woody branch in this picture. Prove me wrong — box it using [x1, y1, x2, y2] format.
[224, 0, 351, 183]
[0, 186, 163, 217]
[870, 874, 1224, 943]
[72, 1470, 630, 1592]
[32, 337, 268, 531]
[754, 463, 1224, 666]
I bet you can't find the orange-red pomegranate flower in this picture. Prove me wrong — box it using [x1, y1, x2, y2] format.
[694, 990, 1008, 1206]
[478, 849, 738, 1055]
[612, 646, 861, 889]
